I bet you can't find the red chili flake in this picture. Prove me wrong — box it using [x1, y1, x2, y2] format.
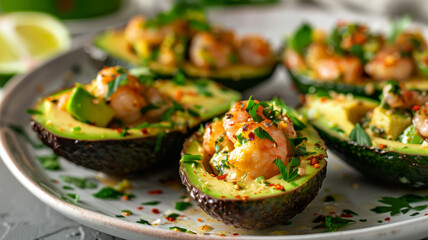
[217, 174, 227, 180]
[233, 233, 239, 236]
[384, 217, 391, 222]
[141, 128, 148, 134]
[314, 164, 320, 169]
[193, 171, 197, 173]
[152, 208, 160, 214]
[121, 195, 129, 201]
[221, 196, 226, 198]
[233, 134, 237, 139]
[274, 184, 284, 190]
[379, 144, 387, 149]
[122, 212, 130, 217]
[197, 218, 203, 222]
[242, 196, 249, 201]
[137, 206, 143, 210]
[116, 128, 123, 133]
[413, 105, 421, 112]
[268, 183, 275, 187]
[52, 179, 59, 184]
[320, 97, 328, 103]
[424, 57, 428, 65]
[329, 211, 336, 215]
[340, 213, 353, 218]
[235, 195, 241, 199]
[148, 190, 163, 195]
[425, 213, 428, 216]
[219, 234, 226, 237]
[248, 132, 255, 141]
[166, 217, 176, 222]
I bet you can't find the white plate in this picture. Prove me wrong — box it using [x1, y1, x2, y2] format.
[2, 6, 428, 240]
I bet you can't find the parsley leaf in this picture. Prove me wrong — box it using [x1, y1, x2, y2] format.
[37, 154, 60, 170]
[273, 97, 306, 130]
[388, 15, 411, 44]
[254, 127, 275, 144]
[141, 201, 160, 205]
[273, 157, 300, 182]
[323, 216, 355, 232]
[141, 103, 160, 114]
[175, 201, 192, 211]
[371, 194, 428, 216]
[349, 123, 372, 146]
[169, 226, 196, 234]
[188, 19, 210, 31]
[173, 69, 186, 85]
[136, 219, 152, 225]
[60, 175, 97, 189]
[181, 154, 201, 167]
[236, 133, 247, 145]
[93, 187, 134, 199]
[26, 109, 42, 115]
[106, 73, 128, 99]
[154, 132, 165, 153]
[289, 23, 313, 53]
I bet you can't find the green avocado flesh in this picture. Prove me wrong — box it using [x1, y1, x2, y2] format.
[93, 30, 276, 91]
[33, 79, 240, 140]
[179, 101, 327, 229]
[300, 95, 428, 188]
[287, 69, 428, 99]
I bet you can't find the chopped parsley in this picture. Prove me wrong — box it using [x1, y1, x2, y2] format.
[175, 201, 192, 211]
[349, 123, 372, 146]
[136, 219, 152, 225]
[140, 103, 160, 114]
[66, 193, 80, 203]
[154, 132, 165, 153]
[93, 187, 134, 199]
[254, 126, 276, 144]
[195, 79, 213, 97]
[273, 157, 300, 182]
[371, 194, 428, 216]
[37, 154, 60, 170]
[60, 175, 97, 189]
[141, 201, 161, 205]
[105, 73, 128, 99]
[236, 133, 247, 145]
[256, 176, 265, 184]
[121, 209, 133, 215]
[167, 213, 180, 221]
[188, 19, 210, 31]
[288, 23, 313, 54]
[173, 69, 186, 85]
[273, 97, 306, 130]
[62, 186, 74, 190]
[169, 226, 196, 234]
[181, 154, 201, 167]
[314, 215, 355, 232]
[26, 109, 42, 115]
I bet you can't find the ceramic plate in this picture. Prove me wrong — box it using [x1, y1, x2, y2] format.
[2, 6, 428, 240]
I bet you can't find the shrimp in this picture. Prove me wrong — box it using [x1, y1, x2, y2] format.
[283, 47, 307, 72]
[413, 105, 428, 138]
[304, 43, 330, 69]
[109, 87, 148, 126]
[381, 82, 428, 109]
[227, 120, 293, 181]
[313, 56, 363, 83]
[395, 31, 427, 52]
[364, 47, 414, 81]
[203, 121, 227, 156]
[222, 100, 266, 143]
[237, 35, 274, 66]
[189, 32, 234, 68]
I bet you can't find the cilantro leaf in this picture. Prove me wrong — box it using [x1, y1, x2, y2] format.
[324, 216, 355, 232]
[349, 123, 372, 146]
[154, 132, 165, 153]
[181, 154, 201, 167]
[60, 175, 97, 189]
[388, 15, 411, 44]
[141, 201, 160, 205]
[106, 74, 128, 99]
[254, 127, 275, 144]
[273, 157, 300, 182]
[136, 219, 152, 225]
[175, 201, 192, 211]
[169, 226, 196, 234]
[93, 187, 132, 199]
[37, 154, 60, 170]
[26, 109, 42, 115]
[289, 23, 313, 53]
[371, 194, 428, 216]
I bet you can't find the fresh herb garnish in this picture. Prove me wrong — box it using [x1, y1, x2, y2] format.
[26, 109, 42, 115]
[62, 186, 74, 190]
[154, 132, 165, 153]
[289, 23, 313, 54]
[161, 100, 185, 121]
[388, 15, 411, 44]
[119, 128, 129, 137]
[173, 69, 186, 85]
[349, 123, 372, 146]
[167, 213, 180, 221]
[342, 209, 359, 216]
[273, 157, 300, 182]
[136, 219, 152, 225]
[66, 193, 80, 203]
[141, 103, 160, 114]
[256, 176, 265, 183]
[105, 73, 128, 99]
[188, 19, 210, 31]
[60, 175, 97, 189]
[175, 201, 192, 211]
[254, 127, 276, 144]
[195, 79, 213, 97]
[169, 226, 196, 234]
[273, 97, 305, 130]
[181, 154, 201, 167]
[121, 209, 133, 215]
[371, 194, 428, 216]
[92, 187, 133, 199]
[314, 215, 355, 232]
[236, 133, 247, 145]
[37, 154, 60, 170]
[141, 201, 161, 205]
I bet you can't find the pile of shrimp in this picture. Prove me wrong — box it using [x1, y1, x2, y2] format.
[284, 21, 428, 83]
[124, 15, 275, 69]
[202, 100, 297, 182]
[58, 66, 168, 127]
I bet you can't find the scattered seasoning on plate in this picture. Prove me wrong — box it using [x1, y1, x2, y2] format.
[136, 219, 152, 225]
[152, 208, 160, 214]
[175, 201, 192, 211]
[148, 190, 163, 195]
[121, 210, 133, 216]
[142, 201, 161, 205]
[137, 206, 143, 210]
[166, 213, 180, 222]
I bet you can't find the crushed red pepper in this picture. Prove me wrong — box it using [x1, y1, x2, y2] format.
[152, 208, 160, 214]
[148, 190, 163, 195]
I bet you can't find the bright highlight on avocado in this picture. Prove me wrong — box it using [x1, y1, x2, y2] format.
[283, 18, 428, 99]
[180, 97, 327, 229]
[30, 66, 241, 175]
[300, 82, 428, 188]
[92, 3, 276, 91]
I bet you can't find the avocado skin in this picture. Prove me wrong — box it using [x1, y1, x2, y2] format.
[286, 69, 381, 99]
[315, 126, 428, 188]
[32, 120, 186, 176]
[179, 164, 326, 229]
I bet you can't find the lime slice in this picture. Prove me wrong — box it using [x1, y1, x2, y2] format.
[0, 12, 70, 87]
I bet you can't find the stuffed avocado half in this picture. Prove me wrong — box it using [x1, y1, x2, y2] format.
[300, 82, 428, 188]
[31, 66, 241, 175]
[93, 3, 276, 91]
[283, 18, 428, 99]
[179, 97, 327, 229]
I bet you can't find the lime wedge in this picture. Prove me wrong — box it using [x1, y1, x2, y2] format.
[0, 12, 70, 87]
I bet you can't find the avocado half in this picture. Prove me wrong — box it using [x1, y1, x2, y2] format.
[179, 101, 327, 229]
[286, 68, 428, 100]
[92, 29, 277, 91]
[31, 79, 241, 175]
[300, 94, 428, 188]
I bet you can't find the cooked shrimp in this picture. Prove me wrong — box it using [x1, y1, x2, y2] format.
[237, 35, 274, 66]
[228, 120, 293, 181]
[395, 31, 427, 52]
[277, 115, 297, 139]
[109, 87, 148, 126]
[203, 121, 226, 155]
[382, 83, 428, 109]
[313, 56, 363, 83]
[305, 43, 330, 69]
[222, 100, 266, 143]
[365, 47, 414, 81]
[283, 47, 307, 71]
[189, 32, 234, 68]
[413, 105, 428, 138]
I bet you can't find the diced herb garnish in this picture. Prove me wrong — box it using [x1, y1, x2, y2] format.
[349, 123, 372, 146]
[175, 201, 192, 211]
[137, 219, 152, 225]
[181, 154, 201, 167]
[105, 73, 128, 99]
[115, 215, 125, 218]
[388, 15, 411, 44]
[141, 201, 161, 205]
[173, 69, 186, 85]
[273, 157, 300, 182]
[62, 186, 74, 190]
[195, 79, 213, 97]
[256, 176, 265, 183]
[8, 124, 46, 148]
[289, 23, 313, 53]
[154, 132, 165, 153]
[273, 97, 306, 130]
[60, 175, 97, 189]
[371, 194, 428, 216]
[342, 209, 359, 216]
[254, 127, 275, 144]
[314, 216, 355, 232]
[236, 133, 247, 146]
[169, 226, 196, 234]
[121, 209, 133, 215]
[119, 128, 129, 137]
[66, 193, 80, 203]
[72, 126, 81, 132]
[26, 109, 42, 115]
[93, 187, 129, 199]
[167, 213, 180, 221]
[37, 154, 60, 170]
[188, 19, 210, 31]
